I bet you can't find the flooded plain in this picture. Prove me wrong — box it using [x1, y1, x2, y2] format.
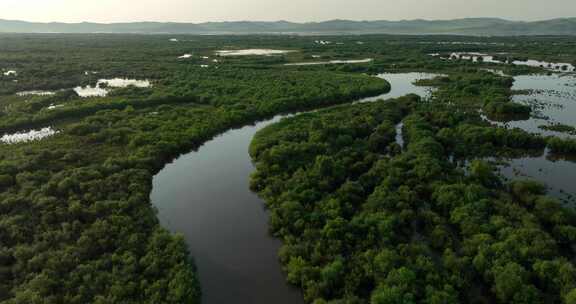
[444, 52, 576, 72]
[483, 73, 576, 204]
[506, 74, 576, 138]
[498, 150, 576, 205]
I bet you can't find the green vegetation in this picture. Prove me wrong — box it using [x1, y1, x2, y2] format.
[484, 101, 531, 117]
[250, 97, 576, 304]
[416, 72, 532, 120]
[539, 123, 576, 135]
[548, 137, 576, 154]
[0, 74, 388, 303]
[1, 33, 576, 303]
[0, 34, 393, 303]
[250, 39, 576, 302]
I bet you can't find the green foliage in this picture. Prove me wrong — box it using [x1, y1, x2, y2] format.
[448, 124, 546, 156]
[0, 33, 401, 302]
[539, 123, 576, 135]
[250, 94, 576, 303]
[566, 289, 576, 304]
[484, 101, 531, 117]
[2, 33, 576, 303]
[469, 160, 499, 187]
[548, 137, 576, 154]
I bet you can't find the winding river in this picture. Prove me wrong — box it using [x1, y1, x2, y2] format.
[150, 73, 440, 304]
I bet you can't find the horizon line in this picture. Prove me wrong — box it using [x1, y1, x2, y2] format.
[1, 16, 574, 25]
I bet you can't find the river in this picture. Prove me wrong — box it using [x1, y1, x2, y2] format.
[150, 72, 438, 304]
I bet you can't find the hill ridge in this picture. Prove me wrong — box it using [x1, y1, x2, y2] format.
[0, 17, 575, 35]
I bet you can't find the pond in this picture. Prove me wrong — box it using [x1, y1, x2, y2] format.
[150, 72, 440, 304]
[16, 90, 56, 96]
[74, 78, 151, 97]
[361, 72, 440, 101]
[74, 86, 109, 98]
[215, 49, 294, 56]
[497, 150, 576, 205]
[0, 126, 59, 144]
[285, 58, 373, 66]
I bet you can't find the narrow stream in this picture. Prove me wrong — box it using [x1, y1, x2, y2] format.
[395, 122, 405, 150]
[150, 73, 439, 304]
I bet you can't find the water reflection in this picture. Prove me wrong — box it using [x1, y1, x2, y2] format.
[497, 149, 576, 206]
[361, 72, 440, 101]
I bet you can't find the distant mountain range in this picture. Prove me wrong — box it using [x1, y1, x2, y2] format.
[1, 18, 576, 35]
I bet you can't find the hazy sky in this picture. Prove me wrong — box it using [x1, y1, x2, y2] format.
[2, 0, 575, 23]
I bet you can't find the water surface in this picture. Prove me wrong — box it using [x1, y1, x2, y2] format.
[443, 52, 576, 72]
[285, 58, 373, 66]
[74, 78, 151, 97]
[494, 150, 576, 206]
[362, 73, 440, 101]
[216, 49, 293, 56]
[482, 74, 576, 204]
[0, 126, 59, 144]
[3, 70, 17, 76]
[506, 74, 576, 138]
[16, 90, 56, 96]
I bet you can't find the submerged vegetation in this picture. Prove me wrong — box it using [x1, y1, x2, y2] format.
[539, 123, 576, 135]
[1, 33, 576, 303]
[548, 137, 576, 154]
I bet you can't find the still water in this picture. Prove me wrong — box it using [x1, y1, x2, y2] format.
[484, 73, 576, 204]
[150, 73, 438, 304]
[445, 52, 576, 72]
[507, 74, 576, 138]
[498, 150, 576, 205]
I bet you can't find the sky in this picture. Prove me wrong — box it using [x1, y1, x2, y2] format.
[1, 0, 575, 23]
